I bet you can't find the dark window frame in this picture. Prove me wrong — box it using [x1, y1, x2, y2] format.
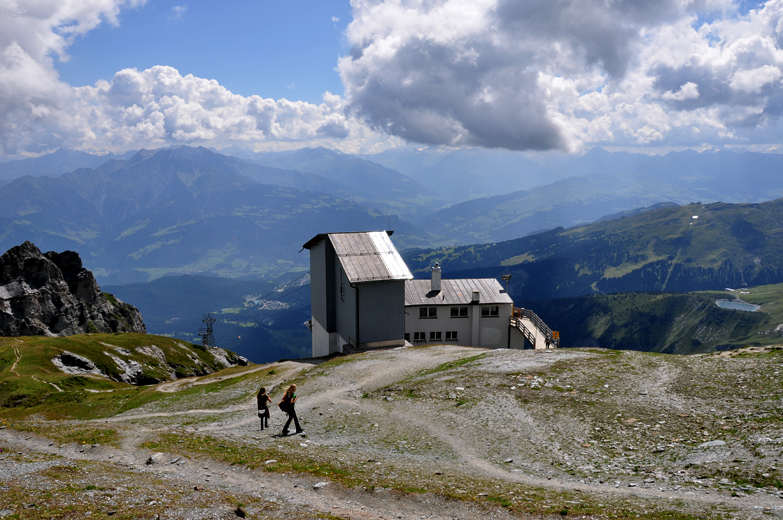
[419, 306, 437, 318]
[450, 306, 469, 318]
[481, 305, 499, 317]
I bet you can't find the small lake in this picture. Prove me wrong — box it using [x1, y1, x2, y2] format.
[715, 299, 761, 312]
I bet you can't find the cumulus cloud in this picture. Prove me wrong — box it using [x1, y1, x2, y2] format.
[340, 0, 783, 151]
[0, 0, 147, 154]
[0, 0, 386, 155]
[7, 0, 783, 155]
[73, 66, 366, 150]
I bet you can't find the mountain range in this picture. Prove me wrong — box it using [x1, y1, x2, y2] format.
[0, 146, 433, 284]
[405, 198, 783, 300]
[6, 144, 783, 287]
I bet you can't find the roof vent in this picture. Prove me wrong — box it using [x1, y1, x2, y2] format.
[431, 262, 441, 293]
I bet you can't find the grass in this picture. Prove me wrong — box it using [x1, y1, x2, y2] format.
[139, 432, 718, 520]
[0, 333, 249, 420]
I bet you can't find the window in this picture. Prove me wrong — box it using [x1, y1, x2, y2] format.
[340, 268, 344, 301]
[450, 306, 468, 318]
[404, 333, 410, 342]
[429, 331, 442, 341]
[481, 305, 499, 317]
[413, 332, 426, 342]
[419, 307, 437, 318]
[445, 331, 458, 341]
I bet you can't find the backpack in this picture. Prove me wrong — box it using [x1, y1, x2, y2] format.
[278, 394, 291, 412]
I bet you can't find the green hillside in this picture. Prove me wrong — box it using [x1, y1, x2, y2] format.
[0, 333, 243, 418]
[406, 199, 783, 300]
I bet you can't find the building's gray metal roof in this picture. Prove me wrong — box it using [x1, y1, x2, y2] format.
[405, 278, 513, 306]
[305, 231, 413, 283]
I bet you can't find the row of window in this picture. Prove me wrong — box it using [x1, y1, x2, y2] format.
[418, 305, 499, 318]
[406, 331, 459, 342]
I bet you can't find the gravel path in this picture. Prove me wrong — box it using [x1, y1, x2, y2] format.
[2, 345, 783, 519]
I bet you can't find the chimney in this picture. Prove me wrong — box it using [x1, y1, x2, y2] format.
[431, 262, 441, 293]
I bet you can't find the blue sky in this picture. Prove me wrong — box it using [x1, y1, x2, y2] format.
[4, 0, 783, 156]
[54, 1, 353, 104]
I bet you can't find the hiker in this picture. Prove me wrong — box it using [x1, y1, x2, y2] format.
[257, 387, 271, 430]
[280, 384, 303, 435]
[545, 336, 551, 348]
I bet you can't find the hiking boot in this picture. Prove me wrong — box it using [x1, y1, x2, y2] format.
[282, 430, 290, 435]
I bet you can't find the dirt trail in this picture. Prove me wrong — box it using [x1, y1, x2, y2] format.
[0, 428, 520, 520]
[3, 345, 783, 519]
[10, 342, 63, 392]
[155, 361, 298, 393]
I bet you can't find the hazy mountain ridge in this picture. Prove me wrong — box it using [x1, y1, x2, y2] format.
[248, 146, 445, 218]
[405, 199, 783, 300]
[420, 149, 783, 244]
[0, 147, 434, 284]
[0, 148, 136, 182]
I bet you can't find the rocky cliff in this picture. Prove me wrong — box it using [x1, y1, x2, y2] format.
[0, 242, 145, 336]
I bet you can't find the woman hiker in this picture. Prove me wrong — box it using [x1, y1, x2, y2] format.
[257, 387, 271, 430]
[280, 384, 303, 435]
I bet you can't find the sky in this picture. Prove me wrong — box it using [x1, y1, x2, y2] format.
[3, 0, 783, 157]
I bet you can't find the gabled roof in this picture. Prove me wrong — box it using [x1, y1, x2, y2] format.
[405, 278, 513, 306]
[303, 231, 413, 283]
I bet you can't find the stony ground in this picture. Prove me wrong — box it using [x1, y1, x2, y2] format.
[1, 345, 782, 519]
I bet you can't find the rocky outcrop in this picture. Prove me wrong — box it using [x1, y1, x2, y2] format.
[0, 241, 146, 336]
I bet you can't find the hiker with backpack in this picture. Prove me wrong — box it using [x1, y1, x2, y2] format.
[257, 386, 271, 431]
[279, 384, 303, 435]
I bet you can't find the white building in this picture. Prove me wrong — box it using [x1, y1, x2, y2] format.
[305, 232, 556, 357]
[404, 263, 515, 349]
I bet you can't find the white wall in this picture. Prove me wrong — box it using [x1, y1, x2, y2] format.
[404, 303, 512, 348]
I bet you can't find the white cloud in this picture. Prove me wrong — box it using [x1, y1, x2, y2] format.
[73, 66, 378, 152]
[0, 0, 146, 154]
[0, 1, 395, 155]
[170, 5, 187, 21]
[340, 0, 783, 151]
[662, 82, 701, 101]
[7, 0, 783, 155]
[729, 65, 782, 93]
[332, 16, 340, 23]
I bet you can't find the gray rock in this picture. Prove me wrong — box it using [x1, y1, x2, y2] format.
[313, 482, 327, 489]
[698, 440, 726, 448]
[0, 242, 145, 337]
[145, 453, 164, 465]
